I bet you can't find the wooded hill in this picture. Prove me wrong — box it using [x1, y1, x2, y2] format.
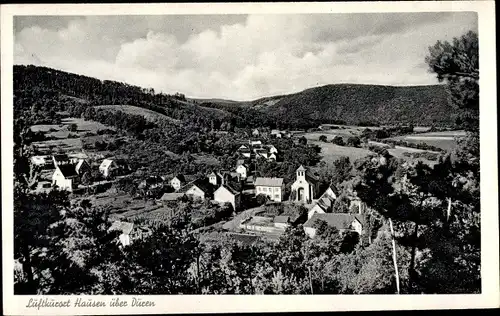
[249, 83, 455, 127]
[14, 65, 456, 129]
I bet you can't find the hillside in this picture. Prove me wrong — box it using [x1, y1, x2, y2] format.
[96, 105, 181, 125]
[14, 65, 455, 129]
[247, 84, 455, 127]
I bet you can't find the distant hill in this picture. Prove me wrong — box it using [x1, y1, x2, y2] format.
[245, 84, 455, 127]
[14, 65, 456, 129]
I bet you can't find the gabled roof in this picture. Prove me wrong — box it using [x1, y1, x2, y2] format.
[215, 184, 240, 196]
[53, 154, 69, 162]
[172, 174, 185, 182]
[109, 221, 134, 235]
[180, 178, 214, 195]
[297, 165, 307, 171]
[75, 159, 89, 172]
[274, 215, 290, 224]
[56, 164, 78, 178]
[304, 213, 363, 230]
[99, 159, 114, 169]
[254, 177, 284, 187]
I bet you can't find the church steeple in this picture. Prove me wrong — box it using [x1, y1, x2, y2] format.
[297, 165, 307, 179]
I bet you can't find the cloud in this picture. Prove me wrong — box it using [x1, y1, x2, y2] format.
[14, 13, 477, 100]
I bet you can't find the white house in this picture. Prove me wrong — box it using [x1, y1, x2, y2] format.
[290, 165, 320, 204]
[236, 163, 248, 179]
[252, 129, 260, 136]
[249, 140, 262, 146]
[52, 165, 80, 192]
[170, 174, 186, 191]
[109, 221, 134, 247]
[99, 159, 117, 178]
[214, 184, 241, 211]
[254, 177, 284, 202]
[31, 155, 50, 167]
[266, 145, 278, 154]
[181, 178, 214, 200]
[303, 213, 364, 238]
[208, 172, 223, 186]
[75, 159, 91, 176]
[268, 153, 277, 161]
[308, 186, 338, 219]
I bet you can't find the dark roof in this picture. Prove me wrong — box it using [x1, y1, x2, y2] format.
[254, 177, 284, 187]
[173, 174, 185, 182]
[274, 215, 290, 224]
[180, 178, 214, 195]
[53, 154, 69, 162]
[304, 213, 363, 230]
[217, 184, 240, 196]
[57, 164, 78, 178]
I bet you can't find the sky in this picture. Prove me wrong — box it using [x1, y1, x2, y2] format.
[14, 13, 477, 100]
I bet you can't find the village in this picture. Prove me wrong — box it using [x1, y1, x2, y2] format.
[28, 125, 371, 248]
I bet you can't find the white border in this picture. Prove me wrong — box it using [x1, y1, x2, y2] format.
[2, 2, 498, 315]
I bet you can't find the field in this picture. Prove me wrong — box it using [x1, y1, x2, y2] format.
[97, 104, 180, 124]
[390, 130, 465, 151]
[310, 140, 373, 164]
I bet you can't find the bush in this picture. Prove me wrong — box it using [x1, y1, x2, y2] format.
[331, 136, 345, 146]
[346, 136, 361, 148]
[319, 135, 328, 142]
[68, 123, 78, 132]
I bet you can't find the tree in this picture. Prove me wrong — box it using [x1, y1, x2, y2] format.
[298, 136, 308, 146]
[331, 136, 345, 146]
[68, 123, 78, 132]
[318, 135, 328, 142]
[425, 31, 478, 132]
[346, 136, 361, 147]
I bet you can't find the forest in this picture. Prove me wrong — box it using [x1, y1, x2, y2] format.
[13, 31, 480, 295]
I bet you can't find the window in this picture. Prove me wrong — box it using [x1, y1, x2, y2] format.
[275, 194, 280, 199]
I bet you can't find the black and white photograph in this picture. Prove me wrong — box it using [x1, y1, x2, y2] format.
[1, 1, 498, 314]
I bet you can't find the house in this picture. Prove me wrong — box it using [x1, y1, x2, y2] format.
[208, 172, 223, 186]
[214, 184, 241, 211]
[271, 129, 282, 138]
[238, 144, 249, 151]
[239, 148, 252, 158]
[254, 177, 285, 202]
[273, 215, 291, 230]
[75, 159, 91, 176]
[170, 174, 186, 191]
[303, 213, 364, 238]
[252, 129, 260, 136]
[138, 176, 164, 190]
[52, 154, 70, 167]
[268, 153, 277, 161]
[31, 155, 51, 168]
[236, 162, 249, 179]
[52, 164, 80, 192]
[99, 159, 117, 178]
[266, 145, 278, 154]
[290, 165, 320, 204]
[180, 178, 214, 200]
[249, 140, 262, 146]
[255, 149, 269, 159]
[308, 186, 338, 219]
[109, 221, 134, 247]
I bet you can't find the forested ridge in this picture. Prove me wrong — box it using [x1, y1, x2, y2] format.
[15, 64, 456, 130]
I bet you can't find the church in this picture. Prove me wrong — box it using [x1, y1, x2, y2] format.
[290, 165, 320, 203]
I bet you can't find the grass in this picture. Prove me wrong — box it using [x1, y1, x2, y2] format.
[97, 104, 180, 124]
[310, 140, 373, 164]
[390, 130, 465, 151]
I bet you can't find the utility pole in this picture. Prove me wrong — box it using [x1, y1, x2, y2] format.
[389, 218, 400, 294]
[308, 266, 314, 294]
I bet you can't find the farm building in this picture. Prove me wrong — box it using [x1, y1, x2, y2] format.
[52, 164, 80, 192]
[254, 177, 285, 202]
[99, 159, 117, 178]
[303, 213, 364, 239]
[180, 178, 214, 200]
